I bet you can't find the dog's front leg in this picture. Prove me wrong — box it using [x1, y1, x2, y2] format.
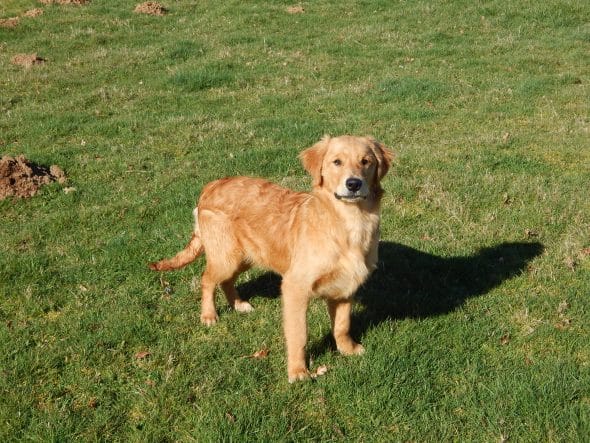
[281, 278, 310, 383]
[326, 299, 365, 356]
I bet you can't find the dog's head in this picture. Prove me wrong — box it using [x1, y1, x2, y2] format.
[300, 135, 394, 203]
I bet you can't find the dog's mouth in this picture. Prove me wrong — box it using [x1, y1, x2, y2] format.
[334, 193, 367, 202]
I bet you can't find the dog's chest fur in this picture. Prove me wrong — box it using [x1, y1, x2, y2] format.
[312, 206, 380, 299]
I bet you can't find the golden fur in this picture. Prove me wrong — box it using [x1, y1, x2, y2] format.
[150, 135, 394, 382]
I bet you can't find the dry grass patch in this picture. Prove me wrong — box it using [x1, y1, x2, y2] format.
[134, 2, 167, 15]
[38, 0, 90, 5]
[0, 17, 19, 28]
[24, 8, 44, 17]
[286, 5, 305, 14]
[11, 53, 46, 68]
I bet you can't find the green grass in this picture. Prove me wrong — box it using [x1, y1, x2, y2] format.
[1, 0, 589, 440]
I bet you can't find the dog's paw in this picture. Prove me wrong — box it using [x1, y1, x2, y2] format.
[200, 312, 219, 326]
[288, 367, 311, 383]
[234, 300, 254, 313]
[351, 343, 365, 355]
[338, 341, 365, 356]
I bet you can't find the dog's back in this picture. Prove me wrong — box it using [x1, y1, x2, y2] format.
[197, 177, 310, 275]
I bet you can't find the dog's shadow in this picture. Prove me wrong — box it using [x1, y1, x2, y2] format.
[237, 241, 544, 354]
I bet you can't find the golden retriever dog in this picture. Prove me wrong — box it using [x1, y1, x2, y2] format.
[149, 135, 393, 382]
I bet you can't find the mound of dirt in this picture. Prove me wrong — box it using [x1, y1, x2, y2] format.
[11, 53, 46, 68]
[134, 2, 167, 16]
[39, 0, 89, 4]
[0, 155, 66, 200]
[0, 17, 19, 28]
[24, 8, 44, 17]
[286, 5, 305, 14]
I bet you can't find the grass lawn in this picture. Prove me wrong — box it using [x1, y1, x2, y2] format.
[1, 0, 589, 440]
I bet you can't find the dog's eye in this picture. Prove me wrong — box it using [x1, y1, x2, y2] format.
[361, 158, 370, 166]
[333, 159, 342, 166]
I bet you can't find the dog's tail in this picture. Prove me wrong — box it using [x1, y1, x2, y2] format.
[149, 208, 204, 271]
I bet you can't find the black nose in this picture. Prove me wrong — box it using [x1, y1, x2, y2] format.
[345, 178, 363, 192]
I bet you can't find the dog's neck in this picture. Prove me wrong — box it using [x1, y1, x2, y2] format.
[311, 187, 382, 246]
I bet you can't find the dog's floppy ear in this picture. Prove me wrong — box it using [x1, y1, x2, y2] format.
[368, 137, 394, 180]
[299, 135, 330, 187]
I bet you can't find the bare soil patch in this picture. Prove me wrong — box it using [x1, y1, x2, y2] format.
[11, 53, 46, 68]
[286, 5, 305, 14]
[38, 0, 90, 4]
[134, 2, 167, 16]
[0, 155, 66, 200]
[24, 8, 44, 17]
[0, 17, 19, 28]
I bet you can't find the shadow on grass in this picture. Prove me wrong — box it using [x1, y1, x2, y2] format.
[237, 241, 544, 352]
[237, 272, 282, 301]
[352, 241, 543, 329]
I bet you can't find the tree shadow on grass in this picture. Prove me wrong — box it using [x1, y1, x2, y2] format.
[237, 241, 544, 354]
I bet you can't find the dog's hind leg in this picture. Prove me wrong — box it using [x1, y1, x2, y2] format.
[197, 209, 247, 325]
[200, 261, 250, 325]
[199, 265, 220, 326]
[220, 270, 254, 314]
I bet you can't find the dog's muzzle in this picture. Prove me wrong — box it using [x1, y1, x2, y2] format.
[334, 178, 367, 202]
[334, 193, 366, 201]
